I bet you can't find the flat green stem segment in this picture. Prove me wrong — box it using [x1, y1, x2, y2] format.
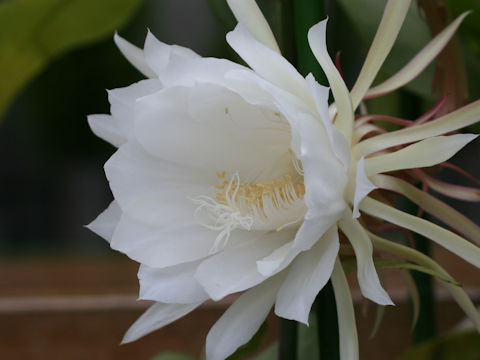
[278, 319, 298, 360]
[315, 280, 340, 360]
[411, 233, 436, 343]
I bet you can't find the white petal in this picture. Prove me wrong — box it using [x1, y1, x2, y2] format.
[364, 134, 478, 175]
[308, 19, 354, 143]
[206, 275, 283, 360]
[108, 79, 162, 139]
[105, 142, 214, 225]
[86, 201, 122, 243]
[366, 12, 469, 98]
[111, 212, 218, 268]
[331, 257, 359, 360]
[143, 30, 199, 77]
[195, 229, 294, 301]
[114, 33, 156, 78]
[134, 83, 291, 176]
[350, 0, 411, 110]
[275, 226, 339, 324]
[305, 74, 350, 169]
[353, 157, 377, 218]
[122, 302, 200, 344]
[354, 100, 480, 157]
[338, 211, 393, 305]
[138, 261, 209, 304]
[226, 23, 312, 104]
[87, 114, 125, 147]
[226, 0, 280, 53]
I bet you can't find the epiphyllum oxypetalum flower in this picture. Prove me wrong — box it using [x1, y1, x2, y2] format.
[87, 0, 480, 359]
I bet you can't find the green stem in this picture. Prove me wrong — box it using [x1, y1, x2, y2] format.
[292, 0, 327, 83]
[412, 235, 436, 343]
[315, 280, 339, 360]
[280, 0, 296, 66]
[278, 319, 298, 360]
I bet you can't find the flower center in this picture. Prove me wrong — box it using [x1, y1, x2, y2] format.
[192, 169, 305, 254]
[214, 171, 305, 221]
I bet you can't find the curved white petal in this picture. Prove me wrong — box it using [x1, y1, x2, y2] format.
[111, 212, 218, 268]
[134, 84, 291, 175]
[122, 302, 201, 344]
[350, 0, 411, 110]
[138, 261, 209, 304]
[87, 114, 125, 147]
[306, 74, 350, 169]
[366, 12, 469, 98]
[308, 19, 354, 143]
[331, 257, 359, 360]
[360, 197, 480, 269]
[195, 229, 294, 301]
[353, 157, 377, 218]
[354, 100, 480, 157]
[114, 33, 156, 78]
[226, 0, 280, 53]
[338, 210, 393, 305]
[108, 79, 162, 139]
[226, 23, 312, 104]
[206, 274, 283, 360]
[364, 134, 478, 175]
[105, 142, 214, 225]
[143, 30, 199, 77]
[275, 226, 339, 324]
[86, 201, 121, 243]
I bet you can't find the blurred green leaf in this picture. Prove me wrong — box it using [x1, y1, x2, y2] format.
[0, 0, 143, 120]
[399, 331, 480, 360]
[150, 352, 196, 360]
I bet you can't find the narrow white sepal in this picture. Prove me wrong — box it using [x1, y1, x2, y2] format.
[308, 19, 354, 144]
[354, 100, 480, 157]
[331, 257, 359, 360]
[350, 0, 411, 110]
[364, 134, 478, 175]
[226, 0, 281, 53]
[339, 210, 394, 306]
[353, 156, 377, 218]
[366, 12, 470, 98]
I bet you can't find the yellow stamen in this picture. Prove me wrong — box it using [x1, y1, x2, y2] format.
[215, 171, 305, 221]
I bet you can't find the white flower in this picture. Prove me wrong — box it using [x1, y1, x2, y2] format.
[88, 0, 480, 359]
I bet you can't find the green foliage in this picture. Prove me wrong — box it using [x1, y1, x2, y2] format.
[150, 352, 196, 360]
[0, 0, 143, 120]
[399, 331, 480, 360]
